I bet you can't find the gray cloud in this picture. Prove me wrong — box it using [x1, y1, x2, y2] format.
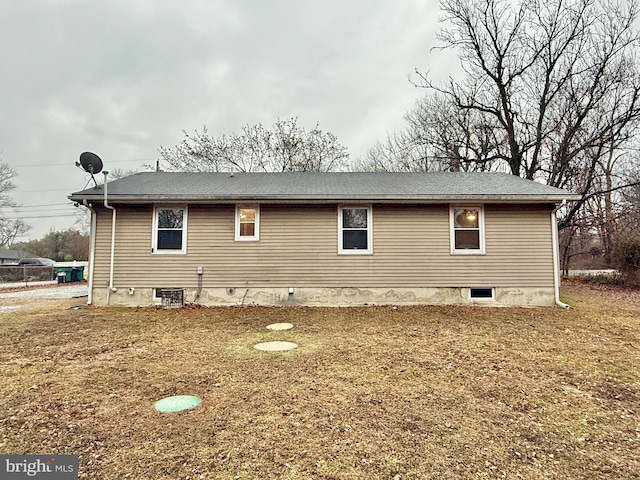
[0, 0, 457, 239]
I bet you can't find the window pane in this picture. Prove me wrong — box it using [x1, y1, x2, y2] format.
[240, 208, 256, 222]
[343, 209, 367, 229]
[240, 223, 255, 237]
[158, 209, 183, 229]
[455, 230, 480, 250]
[158, 230, 183, 250]
[454, 208, 479, 229]
[343, 230, 368, 250]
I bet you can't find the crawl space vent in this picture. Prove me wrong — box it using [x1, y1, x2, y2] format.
[470, 288, 494, 299]
[161, 289, 184, 308]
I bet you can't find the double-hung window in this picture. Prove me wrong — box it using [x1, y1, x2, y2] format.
[338, 206, 372, 254]
[153, 206, 187, 254]
[235, 205, 260, 241]
[450, 206, 485, 254]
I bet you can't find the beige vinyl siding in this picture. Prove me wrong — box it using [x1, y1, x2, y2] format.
[91, 203, 555, 289]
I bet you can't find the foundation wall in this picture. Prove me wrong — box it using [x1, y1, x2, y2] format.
[91, 286, 556, 307]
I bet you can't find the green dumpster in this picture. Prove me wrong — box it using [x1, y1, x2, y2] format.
[56, 267, 84, 282]
[56, 267, 73, 282]
[71, 267, 84, 282]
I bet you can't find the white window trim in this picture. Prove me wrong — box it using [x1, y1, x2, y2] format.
[235, 205, 260, 241]
[152, 205, 188, 254]
[450, 205, 485, 255]
[338, 205, 373, 255]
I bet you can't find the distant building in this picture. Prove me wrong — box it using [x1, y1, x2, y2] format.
[0, 248, 31, 265]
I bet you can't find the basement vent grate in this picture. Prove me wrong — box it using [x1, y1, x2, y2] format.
[161, 289, 184, 308]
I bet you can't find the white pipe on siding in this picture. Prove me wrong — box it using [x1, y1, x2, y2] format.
[103, 172, 116, 305]
[83, 200, 97, 305]
[551, 201, 570, 308]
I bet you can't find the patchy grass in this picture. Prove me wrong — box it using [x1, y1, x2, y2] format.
[0, 285, 639, 479]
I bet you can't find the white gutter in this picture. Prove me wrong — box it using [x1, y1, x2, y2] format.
[83, 200, 97, 305]
[551, 200, 570, 308]
[103, 171, 117, 305]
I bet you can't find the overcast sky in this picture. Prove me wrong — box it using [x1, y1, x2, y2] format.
[0, 0, 461, 241]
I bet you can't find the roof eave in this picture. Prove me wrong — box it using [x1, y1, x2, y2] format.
[69, 193, 580, 204]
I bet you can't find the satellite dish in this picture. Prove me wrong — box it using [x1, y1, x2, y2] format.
[78, 151, 103, 174]
[75, 151, 104, 189]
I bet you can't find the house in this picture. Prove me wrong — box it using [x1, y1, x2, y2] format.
[0, 248, 30, 265]
[68, 171, 579, 307]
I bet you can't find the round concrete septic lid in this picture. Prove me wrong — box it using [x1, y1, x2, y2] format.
[254, 341, 298, 352]
[154, 395, 202, 413]
[266, 322, 294, 331]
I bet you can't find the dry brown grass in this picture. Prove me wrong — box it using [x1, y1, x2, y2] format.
[1, 285, 639, 479]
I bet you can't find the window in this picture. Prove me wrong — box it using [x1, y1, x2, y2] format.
[339, 206, 372, 254]
[153, 206, 187, 253]
[450, 206, 485, 254]
[235, 205, 259, 241]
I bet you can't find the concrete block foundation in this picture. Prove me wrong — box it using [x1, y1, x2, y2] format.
[90, 286, 556, 307]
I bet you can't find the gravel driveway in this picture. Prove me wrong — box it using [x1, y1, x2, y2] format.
[0, 283, 89, 299]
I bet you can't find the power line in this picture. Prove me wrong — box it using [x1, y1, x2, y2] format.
[4, 210, 74, 216]
[1, 207, 73, 214]
[3, 214, 77, 219]
[10, 203, 71, 209]
[11, 158, 157, 168]
[15, 188, 74, 193]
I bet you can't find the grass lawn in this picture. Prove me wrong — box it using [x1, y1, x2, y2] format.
[0, 284, 638, 479]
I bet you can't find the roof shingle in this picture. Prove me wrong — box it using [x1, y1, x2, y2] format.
[69, 171, 578, 203]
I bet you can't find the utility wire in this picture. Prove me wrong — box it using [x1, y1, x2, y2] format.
[3, 214, 77, 219]
[15, 188, 74, 193]
[9, 203, 70, 209]
[10, 211, 76, 216]
[11, 158, 157, 168]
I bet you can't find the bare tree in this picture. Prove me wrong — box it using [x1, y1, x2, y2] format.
[354, 132, 432, 172]
[414, 0, 640, 177]
[107, 168, 148, 180]
[405, 93, 506, 172]
[0, 218, 29, 247]
[399, 0, 640, 231]
[617, 159, 640, 236]
[356, 93, 507, 173]
[159, 118, 349, 173]
[354, 0, 640, 268]
[0, 159, 30, 246]
[15, 228, 89, 261]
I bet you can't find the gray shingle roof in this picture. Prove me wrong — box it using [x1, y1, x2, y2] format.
[69, 171, 578, 203]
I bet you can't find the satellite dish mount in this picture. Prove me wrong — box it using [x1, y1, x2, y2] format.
[76, 152, 104, 189]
